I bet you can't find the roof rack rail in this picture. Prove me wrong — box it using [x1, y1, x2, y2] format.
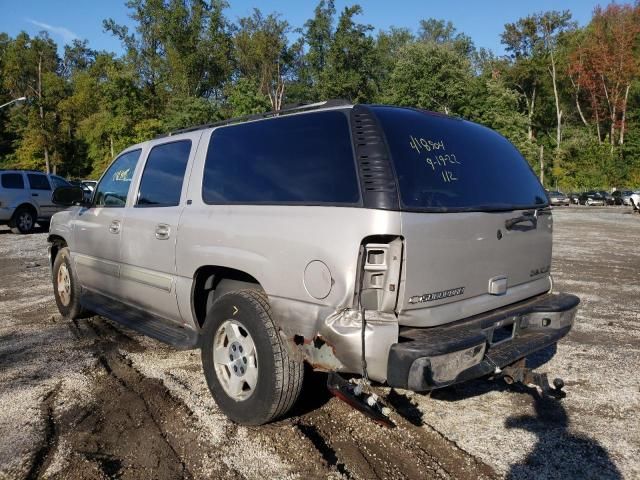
[0, 168, 46, 173]
[159, 99, 352, 138]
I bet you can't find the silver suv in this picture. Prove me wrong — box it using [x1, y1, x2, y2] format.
[0, 170, 71, 233]
[47, 102, 579, 425]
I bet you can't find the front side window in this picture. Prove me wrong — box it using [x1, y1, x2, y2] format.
[137, 140, 192, 207]
[202, 111, 360, 205]
[27, 174, 51, 191]
[372, 106, 548, 212]
[1, 173, 24, 189]
[94, 150, 141, 207]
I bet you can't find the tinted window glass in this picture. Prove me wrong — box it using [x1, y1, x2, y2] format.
[94, 150, 141, 207]
[137, 140, 191, 207]
[1, 173, 24, 189]
[50, 175, 70, 189]
[372, 107, 548, 211]
[202, 111, 360, 204]
[27, 174, 51, 191]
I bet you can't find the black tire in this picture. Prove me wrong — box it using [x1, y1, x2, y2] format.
[10, 206, 36, 234]
[52, 247, 86, 319]
[201, 289, 303, 425]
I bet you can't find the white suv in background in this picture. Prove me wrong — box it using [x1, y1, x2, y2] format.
[631, 191, 640, 212]
[0, 170, 71, 233]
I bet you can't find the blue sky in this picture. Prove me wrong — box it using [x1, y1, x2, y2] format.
[0, 0, 610, 56]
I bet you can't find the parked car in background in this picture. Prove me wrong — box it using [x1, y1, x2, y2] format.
[612, 190, 630, 206]
[622, 190, 636, 206]
[598, 191, 614, 205]
[0, 170, 71, 233]
[579, 191, 605, 206]
[567, 192, 580, 204]
[547, 191, 570, 206]
[47, 101, 579, 425]
[70, 179, 97, 202]
[81, 180, 97, 192]
[631, 192, 640, 211]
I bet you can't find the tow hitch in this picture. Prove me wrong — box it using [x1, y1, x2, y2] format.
[327, 372, 395, 428]
[498, 358, 565, 399]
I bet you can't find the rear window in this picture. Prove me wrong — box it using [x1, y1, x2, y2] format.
[1, 173, 24, 189]
[202, 110, 360, 205]
[372, 106, 548, 211]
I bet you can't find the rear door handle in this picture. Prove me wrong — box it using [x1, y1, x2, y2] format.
[505, 212, 537, 231]
[155, 223, 170, 240]
[109, 220, 121, 234]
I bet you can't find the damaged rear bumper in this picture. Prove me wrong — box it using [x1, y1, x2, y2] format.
[386, 292, 579, 391]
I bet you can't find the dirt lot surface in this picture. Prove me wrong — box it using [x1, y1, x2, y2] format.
[0, 207, 638, 479]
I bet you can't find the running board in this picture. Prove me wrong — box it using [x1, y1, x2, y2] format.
[80, 290, 200, 349]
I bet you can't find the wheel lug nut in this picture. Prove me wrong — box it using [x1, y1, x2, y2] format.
[243, 358, 247, 364]
[229, 354, 233, 361]
[240, 368, 244, 374]
[233, 366, 237, 372]
[239, 346, 243, 352]
[232, 345, 236, 351]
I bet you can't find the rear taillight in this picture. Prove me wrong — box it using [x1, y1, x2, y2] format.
[357, 237, 403, 312]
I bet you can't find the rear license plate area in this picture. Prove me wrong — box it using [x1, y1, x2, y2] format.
[491, 322, 515, 345]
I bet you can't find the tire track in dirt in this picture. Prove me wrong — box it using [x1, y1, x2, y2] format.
[32, 317, 245, 479]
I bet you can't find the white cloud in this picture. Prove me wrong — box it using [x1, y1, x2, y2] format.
[27, 19, 78, 44]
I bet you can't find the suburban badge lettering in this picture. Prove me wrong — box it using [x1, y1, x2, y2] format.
[409, 287, 466, 304]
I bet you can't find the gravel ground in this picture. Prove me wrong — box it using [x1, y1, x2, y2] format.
[0, 206, 638, 479]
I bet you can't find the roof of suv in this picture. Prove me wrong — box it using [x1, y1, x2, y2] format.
[159, 99, 353, 139]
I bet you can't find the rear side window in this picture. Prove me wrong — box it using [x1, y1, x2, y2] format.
[94, 149, 142, 207]
[1, 173, 24, 189]
[137, 140, 192, 207]
[202, 111, 360, 205]
[27, 174, 51, 191]
[372, 107, 548, 211]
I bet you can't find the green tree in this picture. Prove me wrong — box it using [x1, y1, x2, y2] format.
[234, 9, 292, 110]
[320, 5, 376, 102]
[382, 42, 472, 115]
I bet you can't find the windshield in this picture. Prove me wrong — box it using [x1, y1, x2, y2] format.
[371, 106, 548, 212]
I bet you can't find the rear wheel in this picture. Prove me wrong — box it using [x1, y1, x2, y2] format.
[10, 206, 36, 234]
[201, 290, 303, 425]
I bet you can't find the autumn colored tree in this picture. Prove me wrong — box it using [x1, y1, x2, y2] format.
[569, 4, 640, 147]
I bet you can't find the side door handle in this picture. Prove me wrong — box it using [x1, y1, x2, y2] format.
[109, 220, 121, 234]
[155, 223, 170, 240]
[32, 193, 39, 197]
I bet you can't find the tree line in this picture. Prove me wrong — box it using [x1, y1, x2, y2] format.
[0, 0, 638, 190]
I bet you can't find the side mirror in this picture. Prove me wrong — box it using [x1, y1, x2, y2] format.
[52, 186, 87, 207]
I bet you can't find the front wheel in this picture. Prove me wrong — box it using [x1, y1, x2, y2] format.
[52, 247, 86, 319]
[201, 290, 303, 425]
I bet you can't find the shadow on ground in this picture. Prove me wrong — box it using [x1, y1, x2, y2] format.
[505, 394, 622, 479]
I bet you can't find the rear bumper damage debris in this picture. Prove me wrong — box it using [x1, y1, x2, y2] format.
[295, 309, 398, 382]
[386, 292, 580, 391]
